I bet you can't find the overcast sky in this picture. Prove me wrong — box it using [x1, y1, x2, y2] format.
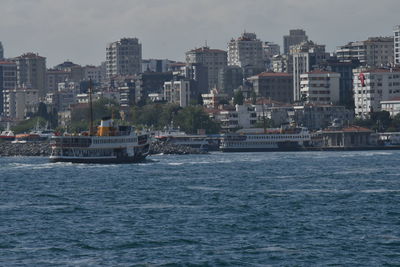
[1, 0, 399, 67]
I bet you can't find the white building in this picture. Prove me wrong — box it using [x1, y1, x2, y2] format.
[186, 46, 227, 90]
[201, 89, 228, 108]
[353, 68, 400, 118]
[381, 97, 400, 117]
[262, 42, 280, 70]
[228, 32, 264, 69]
[216, 104, 257, 131]
[291, 41, 327, 102]
[394, 26, 400, 65]
[106, 38, 142, 79]
[3, 87, 39, 120]
[164, 80, 191, 107]
[300, 70, 340, 104]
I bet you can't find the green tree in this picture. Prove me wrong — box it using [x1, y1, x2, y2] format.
[174, 106, 220, 134]
[233, 90, 244, 105]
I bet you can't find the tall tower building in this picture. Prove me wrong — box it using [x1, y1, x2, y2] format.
[291, 41, 327, 102]
[186, 46, 227, 90]
[12, 53, 46, 98]
[394, 25, 400, 65]
[0, 42, 3, 60]
[0, 61, 17, 115]
[283, 29, 308, 55]
[106, 38, 142, 79]
[228, 32, 264, 70]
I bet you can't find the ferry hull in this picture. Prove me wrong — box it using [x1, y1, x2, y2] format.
[49, 153, 148, 164]
[220, 147, 306, 152]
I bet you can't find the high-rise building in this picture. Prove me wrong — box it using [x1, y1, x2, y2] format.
[0, 42, 3, 60]
[3, 87, 39, 120]
[228, 32, 264, 71]
[394, 25, 400, 65]
[12, 53, 46, 98]
[262, 42, 280, 71]
[336, 37, 394, 67]
[106, 38, 142, 79]
[283, 29, 308, 55]
[186, 46, 227, 90]
[291, 41, 328, 102]
[0, 61, 17, 115]
[217, 66, 243, 97]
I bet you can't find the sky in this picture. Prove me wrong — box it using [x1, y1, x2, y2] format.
[1, 0, 399, 67]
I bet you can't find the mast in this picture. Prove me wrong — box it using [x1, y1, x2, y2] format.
[262, 97, 266, 134]
[88, 79, 94, 136]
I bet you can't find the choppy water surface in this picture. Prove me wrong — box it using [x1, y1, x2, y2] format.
[1, 151, 400, 266]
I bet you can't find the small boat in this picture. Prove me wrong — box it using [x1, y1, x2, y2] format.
[49, 117, 150, 164]
[30, 121, 55, 140]
[0, 122, 15, 141]
[12, 133, 42, 143]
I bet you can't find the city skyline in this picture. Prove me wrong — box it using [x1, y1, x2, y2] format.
[1, 0, 399, 67]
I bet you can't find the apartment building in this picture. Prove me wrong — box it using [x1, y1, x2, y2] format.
[106, 38, 142, 78]
[353, 68, 400, 118]
[283, 29, 308, 55]
[300, 70, 340, 104]
[228, 32, 264, 71]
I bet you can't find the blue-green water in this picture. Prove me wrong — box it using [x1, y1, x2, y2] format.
[1, 151, 400, 266]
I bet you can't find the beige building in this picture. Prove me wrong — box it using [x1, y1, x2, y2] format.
[228, 32, 264, 69]
[3, 87, 39, 120]
[336, 37, 394, 67]
[300, 70, 340, 104]
[247, 72, 293, 103]
[106, 38, 142, 78]
[186, 46, 227, 90]
[12, 53, 46, 98]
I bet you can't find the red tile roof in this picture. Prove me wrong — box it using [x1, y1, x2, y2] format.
[256, 72, 292, 77]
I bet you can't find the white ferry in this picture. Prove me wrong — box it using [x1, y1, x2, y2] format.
[220, 127, 311, 152]
[50, 117, 150, 163]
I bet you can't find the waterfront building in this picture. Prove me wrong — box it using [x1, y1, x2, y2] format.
[247, 72, 293, 103]
[314, 125, 373, 148]
[217, 66, 243, 97]
[394, 25, 400, 65]
[228, 32, 264, 75]
[300, 70, 340, 105]
[12, 53, 46, 98]
[186, 46, 227, 90]
[291, 41, 328, 102]
[283, 29, 308, 55]
[0, 61, 17, 115]
[106, 38, 142, 79]
[353, 68, 400, 118]
[216, 104, 257, 131]
[336, 37, 394, 67]
[293, 104, 354, 130]
[3, 87, 39, 120]
[164, 79, 192, 107]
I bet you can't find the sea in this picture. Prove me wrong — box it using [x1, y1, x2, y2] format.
[1, 151, 400, 266]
